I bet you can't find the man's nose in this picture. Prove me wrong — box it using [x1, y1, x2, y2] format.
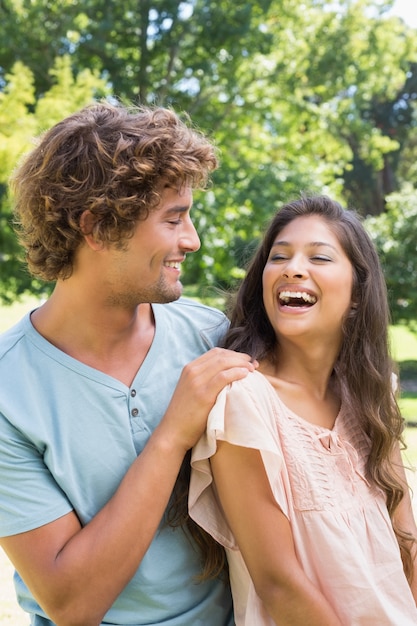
[180, 219, 201, 253]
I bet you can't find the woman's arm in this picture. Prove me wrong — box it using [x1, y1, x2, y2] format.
[391, 442, 417, 602]
[211, 441, 342, 625]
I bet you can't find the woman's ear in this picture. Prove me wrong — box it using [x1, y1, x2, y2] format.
[80, 210, 103, 251]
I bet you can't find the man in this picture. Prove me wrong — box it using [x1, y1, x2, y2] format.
[0, 103, 255, 625]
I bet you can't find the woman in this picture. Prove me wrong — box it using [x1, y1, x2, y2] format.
[189, 195, 417, 625]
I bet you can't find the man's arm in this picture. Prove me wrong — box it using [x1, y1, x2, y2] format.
[0, 348, 255, 626]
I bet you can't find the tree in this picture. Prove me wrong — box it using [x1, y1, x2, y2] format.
[365, 186, 417, 329]
[0, 0, 417, 308]
[257, 0, 417, 215]
[0, 57, 108, 303]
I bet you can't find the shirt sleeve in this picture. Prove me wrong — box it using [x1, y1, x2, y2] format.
[0, 412, 73, 537]
[189, 371, 287, 549]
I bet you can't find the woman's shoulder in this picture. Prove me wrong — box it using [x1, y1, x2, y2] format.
[211, 370, 283, 448]
[228, 368, 276, 393]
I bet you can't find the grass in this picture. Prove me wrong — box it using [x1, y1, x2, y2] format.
[390, 325, 417, 362]
[389, 326, 417, 425]
[399, 396, 417, 424]
[404, 428, 417, 467]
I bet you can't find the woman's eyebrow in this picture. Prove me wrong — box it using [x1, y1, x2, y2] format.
[309, 241, 338, 252]
[271, 240, 338, 251]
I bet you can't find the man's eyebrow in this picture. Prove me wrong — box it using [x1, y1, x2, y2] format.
[165, 205, 191, 214]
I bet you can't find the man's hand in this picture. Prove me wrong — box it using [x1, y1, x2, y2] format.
[158, 348, 257, 453]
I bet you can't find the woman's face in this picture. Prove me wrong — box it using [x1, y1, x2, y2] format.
[262, 215, 354, 347]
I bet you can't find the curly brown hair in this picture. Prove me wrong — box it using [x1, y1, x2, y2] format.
[11, 102, 218, 281]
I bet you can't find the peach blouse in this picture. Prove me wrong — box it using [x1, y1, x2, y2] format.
[189, 371, 417, 625]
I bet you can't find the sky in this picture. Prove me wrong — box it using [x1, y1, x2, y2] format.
[388, 0, 417, 27]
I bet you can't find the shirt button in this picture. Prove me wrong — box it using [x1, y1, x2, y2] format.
[131, 408, 139, 417]
[131, 389, 137, 397]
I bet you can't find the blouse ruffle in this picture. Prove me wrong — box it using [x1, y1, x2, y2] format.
[189, 371, 417, 626]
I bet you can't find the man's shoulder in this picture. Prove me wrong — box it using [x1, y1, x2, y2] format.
[0, 316, 27, 361]
[153, 298, 229, 349]
[156, 297, 227, 325]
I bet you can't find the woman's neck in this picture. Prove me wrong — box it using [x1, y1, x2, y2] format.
[259, 350, 341, 430]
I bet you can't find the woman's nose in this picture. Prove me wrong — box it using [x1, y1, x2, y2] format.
[282, 257, 307, 279]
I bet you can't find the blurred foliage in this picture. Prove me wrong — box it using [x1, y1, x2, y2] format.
[0, 0, 416, 325]
[401, 364, 417, 380]
[0, 55, 108, 302]
[365, 186, 417, 329]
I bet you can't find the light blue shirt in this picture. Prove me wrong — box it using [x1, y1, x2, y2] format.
[0, 298, 233, 625]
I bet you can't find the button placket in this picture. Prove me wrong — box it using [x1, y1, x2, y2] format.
[130, 388, 139, 418]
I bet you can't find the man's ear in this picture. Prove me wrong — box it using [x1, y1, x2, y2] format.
[79, 210, 103, 251]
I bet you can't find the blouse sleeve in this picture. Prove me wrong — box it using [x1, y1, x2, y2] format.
[189, 370, 287, 549]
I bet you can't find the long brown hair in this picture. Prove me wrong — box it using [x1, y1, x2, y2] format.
[171, 194, 414, 582]
[223, 194, 415, 580]
[167, 450, 228, 581]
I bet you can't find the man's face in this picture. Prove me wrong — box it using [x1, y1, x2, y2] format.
[100, 186, 200, 308]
